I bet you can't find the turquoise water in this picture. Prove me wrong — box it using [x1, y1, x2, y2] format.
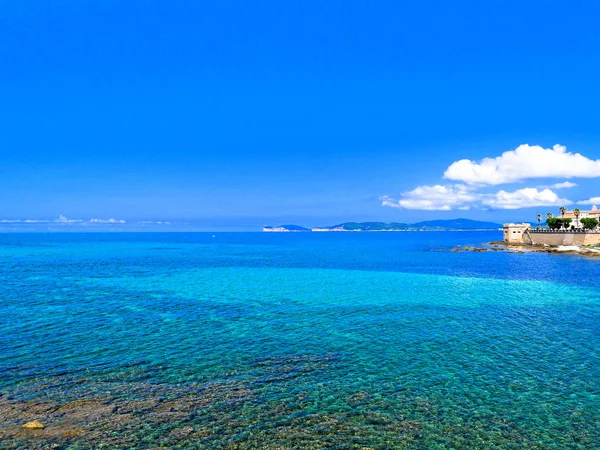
[1, 232, 600, 449]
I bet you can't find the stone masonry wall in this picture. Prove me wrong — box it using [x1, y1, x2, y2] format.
[524, 232, 600, 246]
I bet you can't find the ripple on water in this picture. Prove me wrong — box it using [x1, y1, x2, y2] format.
[1, 233, 600, 448]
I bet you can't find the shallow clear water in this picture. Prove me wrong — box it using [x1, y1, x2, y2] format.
[1, 232, 600, 449]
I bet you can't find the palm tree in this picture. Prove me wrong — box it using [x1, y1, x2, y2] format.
[574, 208, 580, 229]
[559, 206, 566, 218]
[547, 212, 553, 220]
[537, 214, 542, 227]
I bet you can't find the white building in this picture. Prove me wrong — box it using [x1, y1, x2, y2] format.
[561, 206, 600, 228]
[503, 223, 531, 243]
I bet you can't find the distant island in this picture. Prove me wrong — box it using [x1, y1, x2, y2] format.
[263, 219, 502, 232]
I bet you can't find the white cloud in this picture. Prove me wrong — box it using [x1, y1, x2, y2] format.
[444, 144, 600, 185]
[382, 143, 599, 212]
[382, 186, 571, 210]
[136, 220, 172, 225]
[381, 184, 477, 210]
[576, 197, 600, 205]
[481, 188, 570, 210]
[551, 181, 577, 189]
[55, 215, 81, 223]
[89, 218, 126, 224]
[0, 217, 128, 225]
[0, 216, 81, 223]
[0, 217, 180, 225]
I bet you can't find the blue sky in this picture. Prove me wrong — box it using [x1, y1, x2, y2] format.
[2, 0, 600, 230]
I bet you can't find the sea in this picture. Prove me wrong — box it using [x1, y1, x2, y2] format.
[1, 231, 599, 449]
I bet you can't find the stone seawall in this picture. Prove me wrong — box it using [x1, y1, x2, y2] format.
[524, 232, 600, 246]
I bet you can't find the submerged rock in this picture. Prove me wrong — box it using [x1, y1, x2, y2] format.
[451, 246, 488, 252]
[23, 420, 45, 429]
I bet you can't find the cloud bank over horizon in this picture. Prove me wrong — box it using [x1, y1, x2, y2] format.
[382, 186, 569, 211]
[383, 144, 599, 211]
[0, 216, 172, 226]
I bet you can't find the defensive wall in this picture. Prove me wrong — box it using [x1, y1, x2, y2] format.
[503, 223, 600, 246]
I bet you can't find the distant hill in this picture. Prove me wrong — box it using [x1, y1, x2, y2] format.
[326, 221, 409, 231]
[263, 224, 310, 232]
[264, 219, 502, 232]
[411, 218, 501, 229]
[277, 224, 310, 231]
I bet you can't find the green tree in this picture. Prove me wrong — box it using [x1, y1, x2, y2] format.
[580, 218, 599, 230]
[546, 217, 563, 230]
[562, 218, 572, 229]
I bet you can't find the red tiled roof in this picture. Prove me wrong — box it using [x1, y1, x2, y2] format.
[563, 210, 600, 215]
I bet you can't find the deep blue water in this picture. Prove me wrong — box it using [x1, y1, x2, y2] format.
[1, 232, 600, 449]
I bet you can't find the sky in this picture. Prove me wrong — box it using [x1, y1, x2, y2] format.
[1, 0, 600, 231]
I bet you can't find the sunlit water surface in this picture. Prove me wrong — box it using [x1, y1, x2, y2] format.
[1, 232, 599, 449]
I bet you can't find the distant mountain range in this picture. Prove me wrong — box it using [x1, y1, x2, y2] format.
[263, 219, 502, 232]
[412, 219, 502, 229]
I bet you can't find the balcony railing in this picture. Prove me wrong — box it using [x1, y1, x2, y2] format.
[529, 228, 600, 233]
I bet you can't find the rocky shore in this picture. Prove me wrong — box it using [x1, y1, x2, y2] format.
[451, 241, 600, 257]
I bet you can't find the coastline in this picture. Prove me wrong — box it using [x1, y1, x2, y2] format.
[454, 241, 600, 258]
[263, 228, 501, 233]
